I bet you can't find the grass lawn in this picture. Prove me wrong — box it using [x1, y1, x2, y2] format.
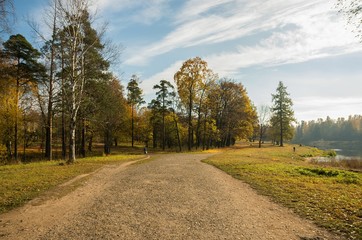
[203, 143, 362, 240]
[0, 154, 142, 214]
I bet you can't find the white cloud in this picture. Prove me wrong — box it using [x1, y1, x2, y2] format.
[205, 1, 362, 77]
[125, 0, 361, 68]
[140, 60, 183, 100]
[174, 0, 233, 24]
[92, 0, 169, 24]
[294, 97, 362, 121]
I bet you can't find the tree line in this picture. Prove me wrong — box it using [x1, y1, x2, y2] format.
[0, 0, 298, 164]
[293, 115, 362, 144]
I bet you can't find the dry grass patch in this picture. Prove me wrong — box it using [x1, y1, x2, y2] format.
[203, 143, 362, 240]
[0, 154, 142, 214]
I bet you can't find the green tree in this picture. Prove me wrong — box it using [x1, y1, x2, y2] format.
[148, 99, 162, 149]
[127, 74, 145, 147]
[270, 81, 296, 147]
[55, 0, 108, 163]
[153, 80, 175, 150]
[2, 34, 45, 161]
[90, 77, 127, 155]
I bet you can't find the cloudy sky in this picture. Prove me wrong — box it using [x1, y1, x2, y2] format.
[12, 0, 362, 121]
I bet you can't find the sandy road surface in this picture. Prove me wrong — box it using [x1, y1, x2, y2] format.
[0, 153, 342, 240]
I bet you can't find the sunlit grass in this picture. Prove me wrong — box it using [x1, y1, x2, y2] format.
[203, 143, 362, 239]
[0, 154, 142, 214]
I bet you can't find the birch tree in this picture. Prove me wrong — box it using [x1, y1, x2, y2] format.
[56, 0, 98, 163]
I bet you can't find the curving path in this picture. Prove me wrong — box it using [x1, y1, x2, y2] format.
[0, 153, 342, 240]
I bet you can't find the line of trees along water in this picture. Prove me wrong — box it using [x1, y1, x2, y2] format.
[293, 116, 362, 156]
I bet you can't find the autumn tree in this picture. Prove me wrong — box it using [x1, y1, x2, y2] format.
[194, 69, 217, 149]
[174, 57, 213, 150]
[2, 34, 45, 161]
[270, 81, 296, 146]
[210, 79, 257, 147]
[127, 74, 144, 147]
[0, 77, 17, 161]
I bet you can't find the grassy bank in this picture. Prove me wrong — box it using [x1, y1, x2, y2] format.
[203, 143, 362, 239]
[0, 154, 142, 214]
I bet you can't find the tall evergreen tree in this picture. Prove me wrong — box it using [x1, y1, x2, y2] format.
[127, 75, 144, 147]
[153, 80, 175, 150]
[2, 34, 45, 161]
[270, 81, 296, 147]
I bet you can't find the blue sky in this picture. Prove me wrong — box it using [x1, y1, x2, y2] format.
[11, 0, 362, 121]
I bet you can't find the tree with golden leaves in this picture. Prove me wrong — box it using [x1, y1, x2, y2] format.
[174, 57, 214, 151]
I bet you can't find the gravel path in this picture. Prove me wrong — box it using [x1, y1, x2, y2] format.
[0, 153, 342, 240]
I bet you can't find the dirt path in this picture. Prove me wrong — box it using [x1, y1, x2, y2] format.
[0, 153, 342, 240]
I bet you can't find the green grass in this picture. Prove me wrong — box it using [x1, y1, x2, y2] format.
[202, 143, 362, 240]
[0, 154, 142, 214]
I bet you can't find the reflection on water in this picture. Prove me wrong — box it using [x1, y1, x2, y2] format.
[309, 140, 362, 158]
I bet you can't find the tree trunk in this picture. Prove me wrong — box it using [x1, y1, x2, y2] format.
[22, 112, 26, 162]
[68, 118, 76, 164]
[104, 125, 110, 155]
[81, 117, 86, 158]
[258, 124, 262, 148]
[173, 114, 182, 152]
[14, 65, 19, 161]
[61, 107, 66, 159]
[280, 105, 284, 147]
[131, 105, 134, 147]
[188, 91, 193, 151]
[45, 42, 55, 160]
[202, 114, 207, 151]
[88, 134, 93, 152]
[152, 125, 157, 148]
[61, 44, 67, 160]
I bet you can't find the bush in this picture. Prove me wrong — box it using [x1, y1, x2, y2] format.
[323, 150, 337, 157]
[297, 167, 339, 177]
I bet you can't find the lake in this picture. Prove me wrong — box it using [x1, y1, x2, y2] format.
[308, 140, 362, 158]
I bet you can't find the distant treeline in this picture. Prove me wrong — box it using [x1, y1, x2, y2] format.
[293, 115, 362, 143]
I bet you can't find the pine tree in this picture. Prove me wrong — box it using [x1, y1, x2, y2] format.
[2, 34, 45, 161]
[270, 81, 296, 147]
[127, 75, 144, 147]
[153, 80, 175, 150]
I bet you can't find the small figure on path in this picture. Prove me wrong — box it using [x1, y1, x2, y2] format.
[293, 147, 296, 152]
[144, 147, 148, 154]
